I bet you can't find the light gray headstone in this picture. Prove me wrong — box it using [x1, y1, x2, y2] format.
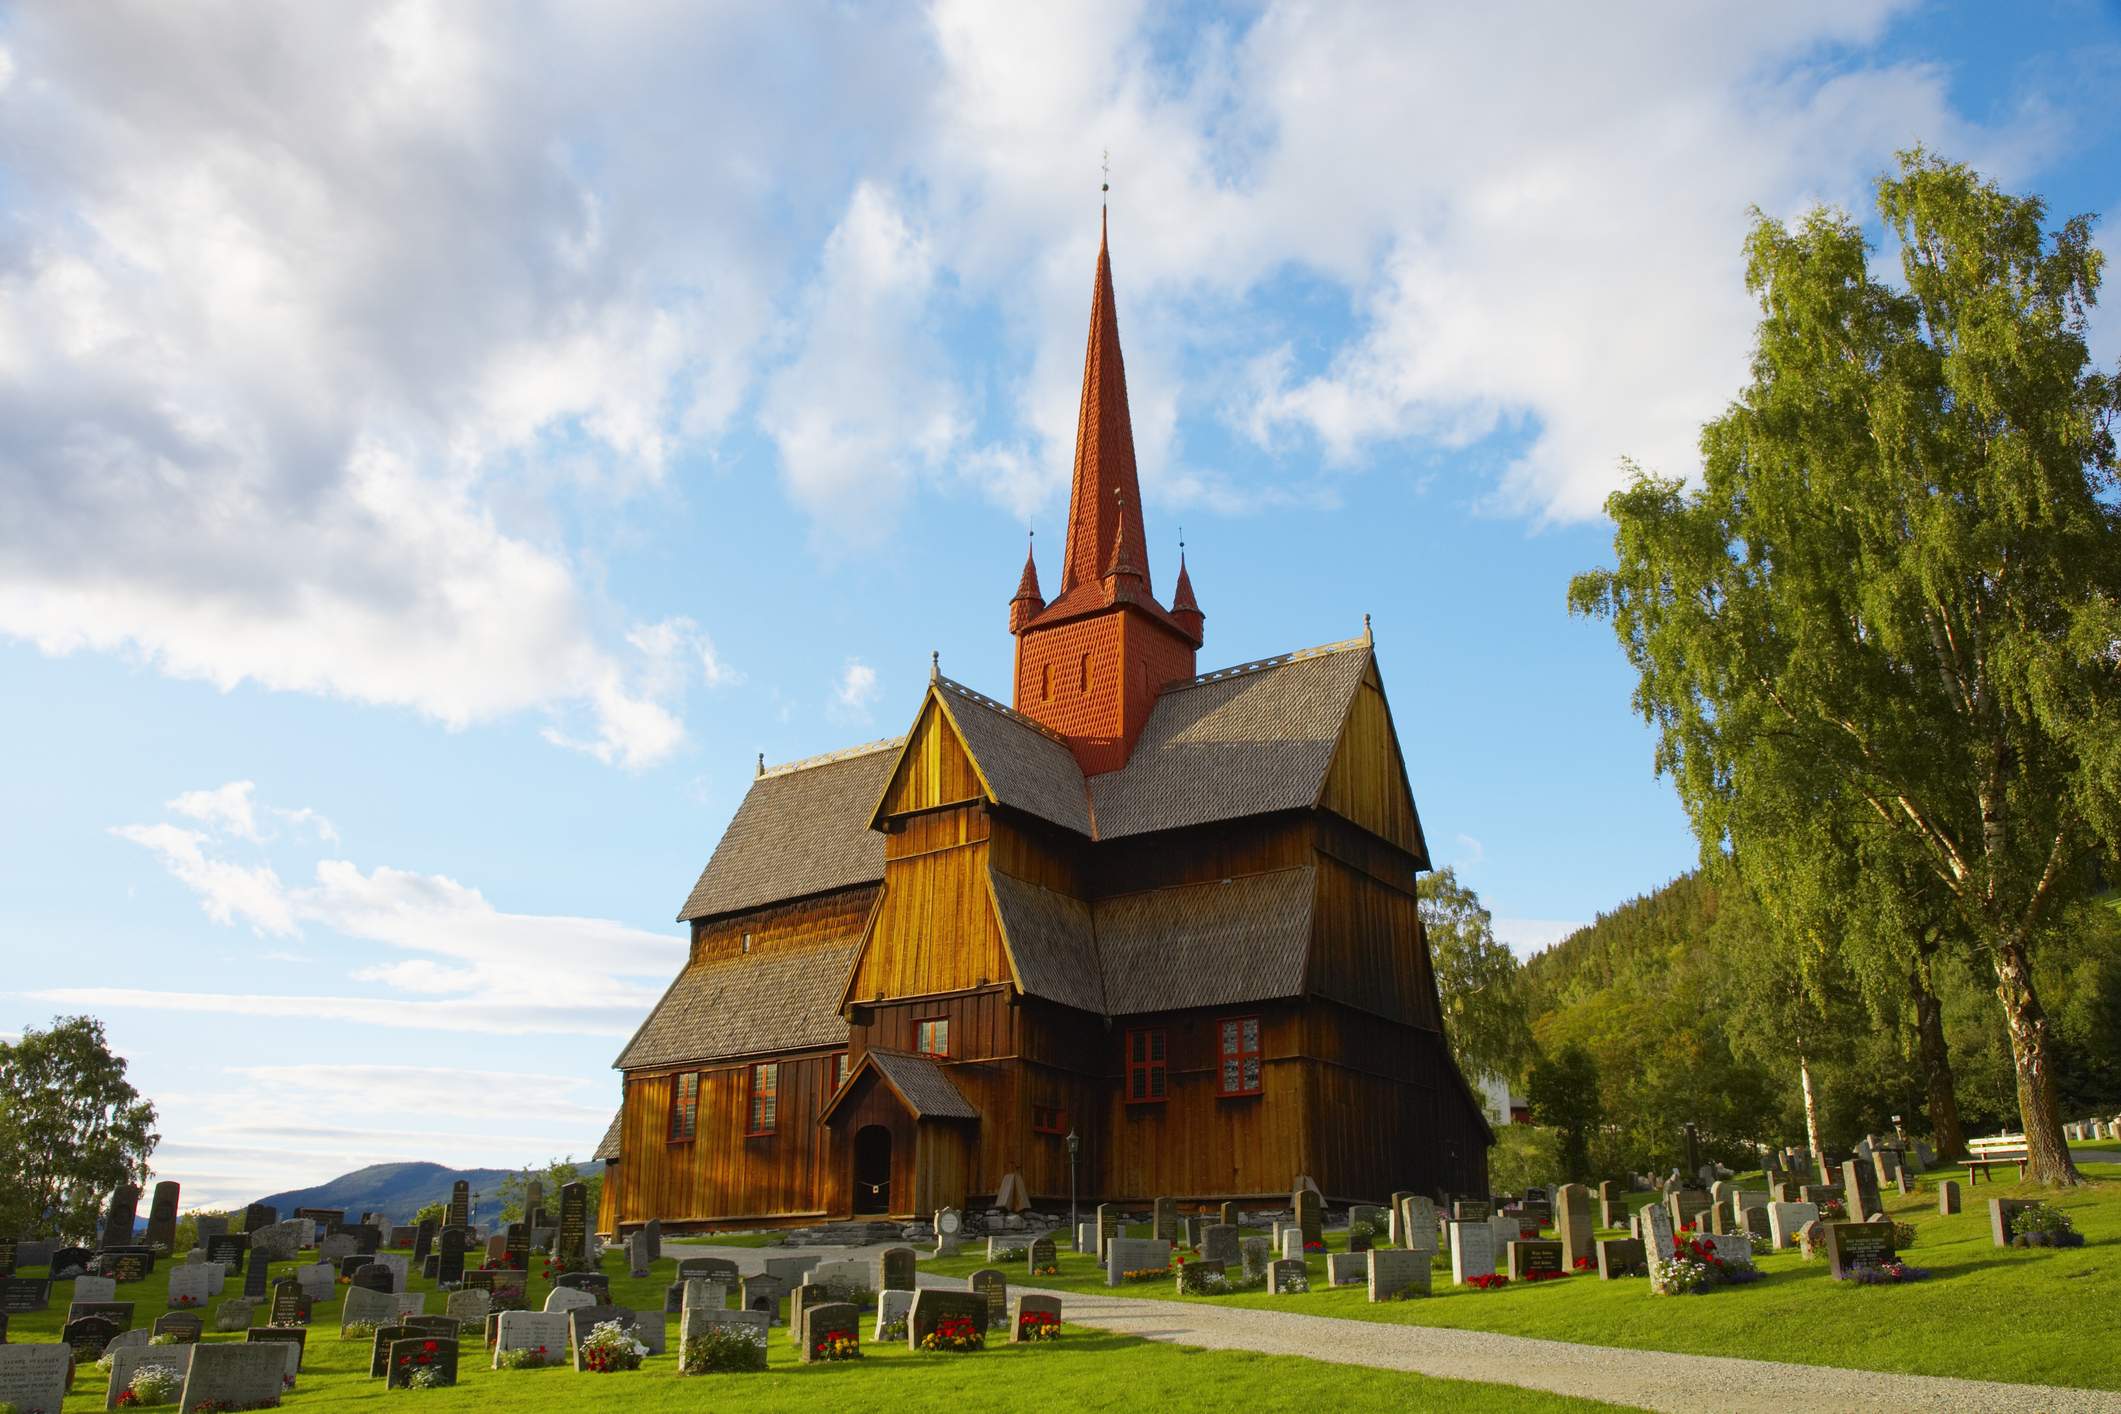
[1448, 1221, 1496, 1284]
[105, 1345, 195, 1410]
[873, 1288, 913, 1341]
[1398, 1195, 1438, 1253]
[493, 1309, 570, 1366]
[177, 1343, 286, 1413]
[1705, 1233, 1751, 1266]
[370, 1253, 409, 1293]
[0, 1344, 73, 1414]
[342, 1283, 396, 1327]
[1642, 1203, 1676, 1291]
[1325, 1252, 1365, 1286]
[294, 1261, 336, 1302]
[1367, 1247, 1430, 1301]
[319, 1234, 357, 1262]
[1279, 1229, 1305, 1262]
[544, 1285, 595, 1313]
[1767, 1202, 1818, 1250]
[1201, 1224, 1240, 1266]
[678, 1306, 768, 1371]
[1103, 1237, 1172, 1287]
[74, 1274, 118, 1302]
[167, 1265, 214, 1308]
[445, 1288, 490, 1324]
[213, 1297, 256, 1332]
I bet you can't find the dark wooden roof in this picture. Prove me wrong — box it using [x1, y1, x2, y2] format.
[818, 1047, 980, 1122]
[592, 1109, 623, 1162]
[677, 739, 901, 922]
[990, 864, 1316, 1017]
[614, 940, 860, 1071]
[934, 681, 1094, 835]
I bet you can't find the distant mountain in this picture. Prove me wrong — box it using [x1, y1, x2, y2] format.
[250, 1161, 602, 1228]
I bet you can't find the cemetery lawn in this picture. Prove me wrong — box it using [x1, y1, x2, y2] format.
[935, 1163, 2121, 1392]
[8, 1252, 1611, 1412]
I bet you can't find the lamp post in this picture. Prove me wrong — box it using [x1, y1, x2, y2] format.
[1066, 1130, 1080, 1238]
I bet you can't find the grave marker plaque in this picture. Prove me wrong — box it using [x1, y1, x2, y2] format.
[437, 1226, 467, 1284]
[153, 1310, 204, 1344]
[367, 1323, 415, 1378]
[877, 1247, 916, 1292]
[387, 1334, 459, 1388]
[1595, 1237, 1647, 1279]
[205, 1233, 247, 1274]
[968, 1268, 1007, 1326]
[907, 1287, 987, 1349]
[447, 1180, 470, 1230]
[1366, 1247, 1429, 1301]
[1507, 1240, 1565, 1280]
[0, 1278, 49, 1313]
[1201, 1224, 1240, 1266]
[65, 1313, 122, 1358]
[413, 1217, 437, 1266]
[1028, 1236, 1057, 1274]
[269, 1277, 312, 1326]
[103, 1250, 151, 1284]
[0, 1344, 72, 1414]
[1820, 1221, 1896, 1279]
[555, 1182, 589, 1267]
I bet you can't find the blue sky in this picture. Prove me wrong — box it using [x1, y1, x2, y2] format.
[2, 1, 2118, 1207]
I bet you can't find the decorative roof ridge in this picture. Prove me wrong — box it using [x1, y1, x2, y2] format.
[935, 675, 1074, 747]
[1159, 634, 1371, 694]
[759, 736, 905, 779]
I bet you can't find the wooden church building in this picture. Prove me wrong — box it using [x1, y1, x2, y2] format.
[598, 218, 1492, 1232]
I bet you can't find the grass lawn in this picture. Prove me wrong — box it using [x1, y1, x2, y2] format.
[929, 1161, 2121, 1392]
[8, 1243, 1611, 1412]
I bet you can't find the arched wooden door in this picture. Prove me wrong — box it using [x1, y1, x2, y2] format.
[853, 1124, 893, 1215]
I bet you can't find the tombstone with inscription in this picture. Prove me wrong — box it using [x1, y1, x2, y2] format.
[1821, 1221, 1897, 1279]
[1448, 1221, 1496, 1284]
[1267, 1258, 1306, 1294]
[1507, 1239, 1565, 1280]
[1451, 1199, 1490, 1222]
[1201, 1224, 1240, 1267]
[491, 1310, 568, 1369]
[1366, 1247, 1429, 1300]
[906, 1287, 986, 1350]
[1026, 1236, 1058, 1275]
[787, 1283, 828, 1346]
[741, 1273, 787, 1324]
[1104, 1237, 1171, 1287]
[0, 1344, 70, 1414]
[269, 1276, 312, 1326]
[100, 1184, 143, 1249]
[0, 1277, 50, 1314]
[1292, 1187, 1323, 1247]
[1150, 1197, 1178, 1243]
[555, 1182, 589, 1267]
[1239, 1237, 1269, 1281]
[437, 1226, 467, 1285]
[1641, 1202, 1677, 1291]
[1555, 1184, 1593, 1267]
[1767, 1202, 1818, 1250]
[142, 1181, 181, 1252]
[386, 1334, 459, 1388]
[1595, 1237, 1646, 1279]
[968, 1267, 1007, 1326]
[168, 1263, 215, 1309]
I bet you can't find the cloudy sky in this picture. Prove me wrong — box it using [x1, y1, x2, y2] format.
[3, 1, 2117, 1208]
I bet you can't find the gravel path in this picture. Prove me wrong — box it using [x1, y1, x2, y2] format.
[667, 1239, 2120, 1412]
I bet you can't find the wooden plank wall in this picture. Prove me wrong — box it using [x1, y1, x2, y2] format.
[845, 989, 1018, 1203]
[879, 697, 984, 816]
[1303, 1007, 1488, 1200]
[832, 1075, 919, 1216]
[848, 806, 1011, 1001]
[1319, 670, 1425, 860]
[691, 888, 875, 964]
[1307, 854, 1442, 1030]
[615, 1050, 839, 1228]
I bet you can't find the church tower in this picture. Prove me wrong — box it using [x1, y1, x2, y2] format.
[1009, 214, 1203, 775]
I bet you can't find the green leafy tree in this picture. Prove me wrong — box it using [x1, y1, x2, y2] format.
[1571, 151, 2119, 1185]
[496, 1156, 600, 1225]
[0, 1016, 160, 1241]
[1525, 1043, 1602, 1181]
[413, 1201, 445, 1227]
[1419, 867, 1537, 1093]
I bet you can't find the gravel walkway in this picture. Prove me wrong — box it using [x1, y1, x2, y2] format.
[666, 1238, 2120, 1412]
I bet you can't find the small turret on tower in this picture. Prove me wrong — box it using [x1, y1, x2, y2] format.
[1170, 545, 1204, 643]
[1009, 533, 1043, 634]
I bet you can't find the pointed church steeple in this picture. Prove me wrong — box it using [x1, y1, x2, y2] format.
[1060, 211, 1152, 599]
[1170, 545, 1203, 641]
[1009, 533, 1043, 633]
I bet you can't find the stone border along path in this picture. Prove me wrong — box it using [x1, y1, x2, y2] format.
[667, 1239, 2119, 1412]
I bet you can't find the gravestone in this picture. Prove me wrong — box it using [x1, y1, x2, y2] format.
[679, 1305, 768, 1371]
[968, 1268, 1007, 1326]
[679, 1256, 741, 1285]
[1799, 1219, 1825, 1259]
[1595, 1237, 1646, 1279]
[242, 1249, 271, 1301]
[741, 1274, 787, 1323]
[103, 1248, 154, 1283]
[799, 1299, 860, 1363]
[243, 1202, 277, 1234]
[907, 1287, 988, 1349]
[762, 1255, 812, 1286]
[100, 1184, 143, 1249]
[387, 1334, 459, 1387]
[1009, 1292, 1061, 1342]
[1093, 1203, 1119, 1261]
[270, 1277, 312, 1326]
[1348, 1225, 1372, 1254]
[1267, 1258, 1306, 1293]
[403, 1315, 457, 1339]
[1448, 1221, 1496, 1284]
[447, 1181, 470, 1229]
[1219, 1200, 1239, 1226]
[0, 1345, 70, 1414]
[1938, 1180, 1961, 1216]
[65, 1314, 122, 1358]
[1989, 1198, 2037, 1248]
[639, 1216, 663, 1264]
[293, 1261, 335, 1303]
[543, 1285, 594, 1314]
[0, 1278, 49, 1313]
[1367, 1247, 1429, 1301]
[1201, 1224, 1240, 1266]
[1488, 1212, 1518, 1255]
[413, 1218, 437, 1267]
[445, 1287, 491, 1326]
[626, 1231, 649, 1278]
[555, 1270, 610, 1300]
[505, 1222, 529, 1270]
[1555, 1184, 1593, 1267]
[873, 1289, 913, 1342]
[1452, 1199, 1489, 1222]
[555, 1181, 589, 1267]
[1840, 1159, 1878, 1227]
[1742, 1207, 1771, 1240]
[788, 1282, 829, 1346]
[167, 1264, 214, 1309]
[351, 1264, 392, 1294]
[1075, 1220, 1097, 1253]
[203, 1234, 247, 1276]
[492, 1309, 569, 1368]
[1325, 1252, 1365, 1286]
[677, 1279, 726, 1316]
[144, 1181, 180, 1253]
[1280, 1229, 1306, 1263]
[1597, 1180, 1625, 1227]
[1240, 1237, 1270, 1281]
[1386, 1191, 1415, 1244]
[1292, 1187, 1323, 1246]
[1705, 1233, 1751, 1267]
[1767, 1202, 1818, 1250]
[878, 1247, 916, 1293]
[1184, 1215, 1206, 1250]
[1508, 1239, 1565, 1280]
[1641, 1202, 1677, 1292]
[75, 1274, 118, 1302]
[105, 1342, 195, 1408]
[213, 1296, 255, 1332]
[437, 1226, 467, 1284]
[566, 1305, 636, 1367]
[319, 1233, 356, 1263]
[49, 1246, 93, 1278]
[68, 1297, 134, 1330]
[1666, 1188, 1712, 1231]
[366, 1323, 415, 1377]
[1028, 1236, 1057, 1275]
[1400, 1195, 1439, 1253]
[342, 1282, 396, 1328]
[1151, 1196, 1179, 1243]
[1821, 1221, 1897, 1279]
[246, 1324, 307, 1376]
[1104, 1237, 1171, 1287]
[934, 1206, 963, 1258]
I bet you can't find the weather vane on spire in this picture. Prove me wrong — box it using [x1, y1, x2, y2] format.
[1102, 149, 1110, 195]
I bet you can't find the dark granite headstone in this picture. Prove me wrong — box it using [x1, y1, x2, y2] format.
[1820, 1221, 1896, 1279]
[877, 1247, 915, 1292]
[243, 1203, 278, 1233]
[388, 1334, 460, 1387]
[437, 1227, 467, 1285]
[102, 1249, 151, 1284]
[555, 1270, 610, 1300]
[555, 1182, 589, 1267]
[48, 1246, 92, 1279]
[354, 1224, 382, 1255]
[447, 1181, 471, 1230]
[1292, 1188, 1323, 1246]
[505, 1222, 530, 1269]
[268, 1277, 311, 1326]
[1595, 1237, 1647, 1279]
[244, 1251, 271, 1300]
[99, 1185, 143, 1249]
[368, 1323, 416, 1378]
[0, 1278, 49, 1313]
[153, 1310, 204, 1344]
[968, 1268, 1007, 1327]
[352, 1265, 392, 1294]
[1507, 1239, 1565, 1280]
[1451, 1200, 1490, 1222]
[906, 1287, 987, 1348]
[64, 1314, 121, 1358]
[413, 1217, 437, 1266]
[247, 1323, 306, 1368]
[1028, 1236, 1056, 1273]
[205, 1234, 247, 1274]
[144, 1181, 180, 1252]
[67, 1299, 135, 1331]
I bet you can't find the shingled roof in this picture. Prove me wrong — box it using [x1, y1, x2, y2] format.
[592, 1109, 623, 1162]
[935, 681, 1094, 836]
[1089, 641, 1371, 839]
[1094, 866, 1315, 1014]
[988, 868, 1104, 1013]
[818, 1048, 981, 1122]
[677, 739, 901, 922]
[614, 941, 860, 1071]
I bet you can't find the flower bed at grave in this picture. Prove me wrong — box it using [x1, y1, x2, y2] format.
[341, 1322, 377, 1340]
[1520, 1269, 1568, 1283]
[114, 1362, 185, 1408]
[1016, 1310, 1061, 1341]
[1032, 1263, 1060, 1277]
[1572, 1256, 1593, 1272]
[171, 1293, 200, 1307]
[395, 1338, 453, 1386]
[918, 1315, 985, 1352]
[991, 1247, 1026, 1262]
[2008, 1204, 2085, 1248]
[1839, 1260, 1930, 1285]
[579, 1320, 648, 1373]
[811, 1327, 862, 1361]
[1303, 1240, 1325, 1253]
[875, 1317, 908, 1344]
[1121, 1267, 1172, 1282]
[1653, 1236, 1761, 1295]
[1816, 1198, 1846, 1221]
[1465, 1274, 1509, 1290]
[681, 1325, 769, 1373]
[1176, 1264, 1230, 1295]
[495, 1344, 553, 1370]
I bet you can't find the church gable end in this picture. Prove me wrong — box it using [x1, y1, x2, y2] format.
[1318, 662, 1430, 867]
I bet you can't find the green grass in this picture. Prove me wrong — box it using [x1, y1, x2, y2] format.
[11, 1243, 1610, 1411]
[929, 1163, 2121, 1392]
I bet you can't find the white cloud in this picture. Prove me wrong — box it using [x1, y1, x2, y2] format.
[1491, 916, 1588, 961]
[168, 781, 264, 841]
[1453, 833, 1486, 868]
[108, 823, 298, 935]
[832, 659, 880, 719]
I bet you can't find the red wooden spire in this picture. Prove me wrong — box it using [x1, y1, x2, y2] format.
[1009, 534, 1043, 633]
[1059, 211, 1151, 598]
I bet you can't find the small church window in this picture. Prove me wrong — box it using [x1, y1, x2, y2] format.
[668, 1071, 698, 1143]
[916, 1018, 950, 1057]
[1217, 1016, 1263, 1096]
[1032, 1104, 1068, 1134]
[1125, 1028, 1166, 1103]
[747, 1062, 779, 1135]
[832, 1052, 851, 1091]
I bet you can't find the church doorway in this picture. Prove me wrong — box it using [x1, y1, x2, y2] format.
[853, 1125, 892, 1214]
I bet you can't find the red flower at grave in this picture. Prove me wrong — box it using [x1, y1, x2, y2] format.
[1572, 1256, 1592, 1270]
[422, 1340, 438, 1352]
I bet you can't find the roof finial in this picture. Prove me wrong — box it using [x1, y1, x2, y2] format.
[930, 649, 940, 683]
[756, 751, 765, 777]
[1363, 612, 1373, 644]
[1102, 148, 1110, 195]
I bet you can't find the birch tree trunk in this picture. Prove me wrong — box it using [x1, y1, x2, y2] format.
[1799, 1051, 1824, 1179]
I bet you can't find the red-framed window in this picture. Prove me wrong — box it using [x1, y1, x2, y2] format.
[747, 1063, 779, 1136]
[668, 1071, 698, 1142]
[1125, 1029, 1167, 1103]
[915, 1017, 950, 1057]
[1032, 1104, 1068, 1135]
[832, 1052, 851, 1092]
[1218, 1016, 1263, 1096]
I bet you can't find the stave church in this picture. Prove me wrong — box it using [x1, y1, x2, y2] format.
[595, 216, 1492, 1233]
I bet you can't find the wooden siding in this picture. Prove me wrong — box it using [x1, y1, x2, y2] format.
[613, 1050, 840, 1229]
[1319, 670, 1424, 860]
[1090, 816, 1310, 898]
[847, 806, 1012, 1002]
[1303, 1004, 1488, 1200]
[1307, 854, 1443, 1030]
[878, 696, 985, 817]
[690, 888, 875, 965]
[843, 989, 1017, 1204]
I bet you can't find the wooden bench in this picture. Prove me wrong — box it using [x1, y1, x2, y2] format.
[1966, 1134, 2029, 1184]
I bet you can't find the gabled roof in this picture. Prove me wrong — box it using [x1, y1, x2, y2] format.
[818, 1048, 979, 1123]
[988, 869, 1104, 1014]
[1094, 867, 1315, 1014]
[614, 938, 861, 1071]
[592, 1110, 623, 1162]
[677, 739, 901, 922]
[1089, 639, 1372, 839]
[934, 681, 1094, 835]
